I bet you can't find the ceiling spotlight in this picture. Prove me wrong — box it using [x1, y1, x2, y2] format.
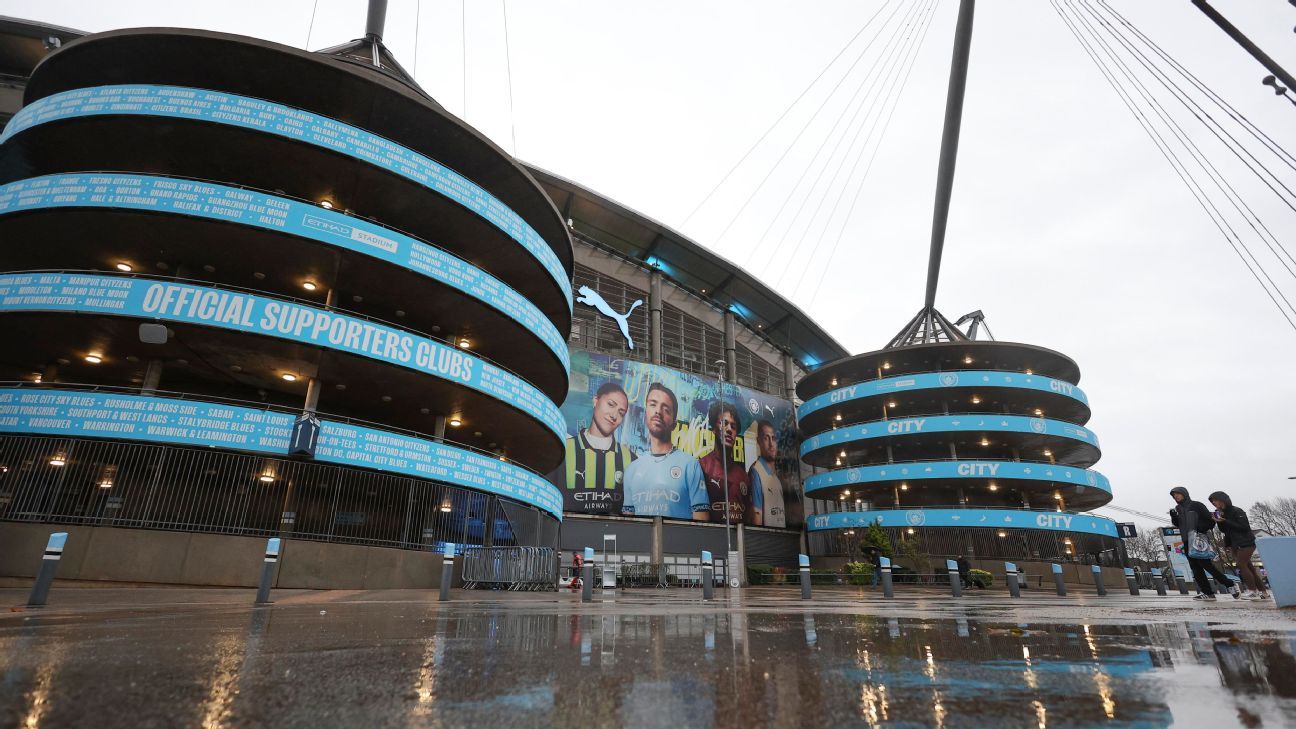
[302, 281, 317, 291]
[84, 354, 103, 364]
[1025, 369, 1033, 375]
[381, 395, 392, 402]
[98, 481, 113, 489]
[970, 396, 981, 405]
[48, 456, 67, 467]
[1043, 449, 1053, 457]
[963, 355, 974, 364]
[1034, 409, 1043, 416]
[449, 417, 462, 427]
[835, 458, 842, 466]
[835, 413, 843, 421]
[319, 200, 334, 209]
[988, 483, 998, 491]
[997, 530, 1007, 538]
[115, 262, 132, 272]
[843, 490, 851, 496]
[1053, 493, 1062, 500]
[900, 483, 909, 491]
[282, 373, 297, 382]
[839, 493, 847, 500]
[907, 527, 915, 535]
[830, 378, 838, 387]
[440, 504, 453, 513]
[259, 474, 275, 483]
[887, 401, 897, 408]
[839, 450, 847, 458]
[882, 362, 891, 370]
[980, 438, 990, 447]
[458, 338, 471, 349]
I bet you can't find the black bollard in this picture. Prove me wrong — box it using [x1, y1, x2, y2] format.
[701, 550, 715, 601]
[799, 554, 812, 600]
[255, 537, 280, 605]
[880, 556, 894, 598]
[438, 542, 455, 601]
[1092, 564, 1107, 596]
[1153, 568, 1168, 596]
[581, 547, 594, 603]
[947, 559, 963, 598]
[27, 531, 68, 608]
[1052, 563, 1067, 597]
[1124, 568, 1140, 596]
[1006, 562, 1021, 598]
[1175, 569, 1190, 595]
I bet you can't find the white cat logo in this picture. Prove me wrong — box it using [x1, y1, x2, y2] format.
[576, 285, 643, 349]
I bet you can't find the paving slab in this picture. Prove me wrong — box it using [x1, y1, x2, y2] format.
[2, 585, 1294, 727]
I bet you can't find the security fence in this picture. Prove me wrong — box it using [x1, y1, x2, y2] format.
[461, 546, 557, 590]
[0, 434, 545, 551]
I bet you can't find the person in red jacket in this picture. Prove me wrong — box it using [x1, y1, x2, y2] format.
[698, 400, 752, 525]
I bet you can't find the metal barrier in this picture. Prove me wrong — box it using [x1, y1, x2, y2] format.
[461, 546, 557, 591]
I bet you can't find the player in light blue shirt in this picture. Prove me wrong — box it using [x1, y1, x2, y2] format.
[622, 382, 710, 520]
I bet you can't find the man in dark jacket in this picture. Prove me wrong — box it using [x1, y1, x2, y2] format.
[1169, 486, 1237, 600]
[1208, 491, 1267, 600]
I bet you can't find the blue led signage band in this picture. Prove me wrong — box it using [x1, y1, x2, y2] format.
[806, 509, 1117, 537]
[0, 272, 566, 440]
[0, 388, 563, 518]
[0, 85, 572, 308]
[0, 174, 569, 370]
[801, 414, 1099, 459]
[804, 460, 1110, 496]
[799, 369, 1089, 419]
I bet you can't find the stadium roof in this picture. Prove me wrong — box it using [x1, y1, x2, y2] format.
[527, 165, 850, 371]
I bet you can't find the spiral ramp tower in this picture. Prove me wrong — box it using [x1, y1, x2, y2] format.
[797, 334, 1121, 568]
[0, 24, 572, 586]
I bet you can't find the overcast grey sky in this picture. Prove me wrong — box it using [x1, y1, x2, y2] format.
[6, 0, 1295, 531]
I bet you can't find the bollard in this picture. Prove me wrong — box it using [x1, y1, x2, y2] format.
[1124, 567, 1140, 596]
[1006, 562, 1020, 598]
[701, 550, 715, 601]
[255, 537, 280, 605]
[1175, 569, 1190, 595]
[438, 542, 455, 601]
[1153, 568, 1168, 596]
[879, 556, 894, 598]
[1018, 565, 1028, 591]
[1092, 564, 1107, 596]
[1051, 563, 1067, 596]
[799, 554, 812, 600]
[26, 531, 68, 608]
[581, 547, 594, 603]
[947, 559, 963, 597]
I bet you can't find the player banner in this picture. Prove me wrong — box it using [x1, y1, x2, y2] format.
[549, 351, 803, 529]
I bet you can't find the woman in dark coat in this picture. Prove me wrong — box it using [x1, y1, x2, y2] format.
[1209, 491, 1267, 600]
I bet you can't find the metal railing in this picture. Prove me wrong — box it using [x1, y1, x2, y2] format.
[461, 546, 557, 590]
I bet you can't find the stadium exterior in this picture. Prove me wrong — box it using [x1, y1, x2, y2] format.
[0, 17, 1118, 588]
[797, 335, 1122, 573]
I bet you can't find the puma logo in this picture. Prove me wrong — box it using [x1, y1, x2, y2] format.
[576, 285, 643, 350]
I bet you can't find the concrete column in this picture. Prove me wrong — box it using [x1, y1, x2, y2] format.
[141, 359, 163, 394]
[782, 351, 797, 402]
[303, 377, 321, 414]
[651, 517, 664, 564]
[649, 272, 663, 365]
[722, 311, 737, 383]
[433, 415, 447, 443]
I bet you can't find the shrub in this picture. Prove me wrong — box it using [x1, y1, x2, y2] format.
[747, 563, 775, 585]
[968, 568, 993, 589]
[845, 561, 875, 585]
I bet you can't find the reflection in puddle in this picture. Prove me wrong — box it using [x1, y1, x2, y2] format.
[2, 607, 1296, 727]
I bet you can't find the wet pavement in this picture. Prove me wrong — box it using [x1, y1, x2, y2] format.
[2, 586, 1295, 727]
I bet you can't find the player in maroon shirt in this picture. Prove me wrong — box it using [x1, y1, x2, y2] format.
[698, 400, 752, 524]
